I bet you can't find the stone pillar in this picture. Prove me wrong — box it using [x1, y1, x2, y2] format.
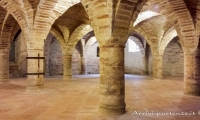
[184, 51, 200, 95]
[81, 55, 87, 75]
[0, 49, 9, 82]
[63, 54, 72, 80]
[44, 57, 49, 76]
[153, 54, 163, 80]
[99, 45, 126, 115]
[80, 39, 87, 74]
[26, 49, 44, 91]
[141, 55, 148, 75]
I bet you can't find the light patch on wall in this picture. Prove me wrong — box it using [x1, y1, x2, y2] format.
[128, 39, 140, 52]
[133, 11, 160, 27]
[86, 36, 97, 47]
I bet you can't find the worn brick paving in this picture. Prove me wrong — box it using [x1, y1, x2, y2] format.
[0, 74, 200, 120]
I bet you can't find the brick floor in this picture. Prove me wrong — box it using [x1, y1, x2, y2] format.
[0, 74, 200, 120]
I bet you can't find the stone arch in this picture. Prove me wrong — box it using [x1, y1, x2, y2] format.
[0, 1, 29, 31]
[0, 7, 7, 34]
[33, 0, 81, 37]
[133, 15, 168, 55]
[113, 0, 148, 39]
[167, 0, 198, 50]
[85, 36, 99, 58]
[0, 14, 19, 49]
[84, 31, 95, 44]
[10, 0, 33, 30]
[130, 25, 152, 47]
[160, 27, 179, 54]
[80, 0, 112, 42]
[50, 27, 66, 52]
[85, 36, 97, 48]
[127, 36, 145, 56]
[67, 24, 93, 55]
[83, 33, 99, 58]
[133, 11, 161, 27]
[10, 25, 21, 43]
[81, 0, 148, 45]
[135, 0, 177, 30]
[196, 2, 200, 34]
[135, 0, 196, 50]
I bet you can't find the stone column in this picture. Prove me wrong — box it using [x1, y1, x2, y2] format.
[81, 55, 87, 75]
[80, 39, 87, 74]
[26, 49, 44, 91]
[141, 54, 148, 75]
[44, 57, 49, 76]
[0, 49, 9, 82]
[99, 44, 126, 115]
[184, 51, 200, 95]
[63, 54, 72, 80]
[153, 54, 163, 80]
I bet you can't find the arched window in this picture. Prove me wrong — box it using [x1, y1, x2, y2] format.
[128, 39, 140, 52]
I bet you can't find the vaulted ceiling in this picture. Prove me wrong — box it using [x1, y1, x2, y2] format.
[0, 0, 199, 51]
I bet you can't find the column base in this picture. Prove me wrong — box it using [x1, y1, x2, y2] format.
[26, 85, 44, 92]
[63, 75, 72, 80]
[99, 106, 126, 115]
[184, 82, 200, 96]
[0, 78, 9, 83]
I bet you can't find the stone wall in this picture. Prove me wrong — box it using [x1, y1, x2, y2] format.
[163, 39, 184, 76]
[72, 46, 81, 74]
[44, 33, 55, 76]
[124, 39, 183, 77]
[148, 47, 153, 75]
[11, 33, 184, 77]
[86, 42, 100, 74]
[48, 40, 63, 75]
[124, 41, 143, 74]
[13, 32, 27, 77]
[47, 39, 82, 75]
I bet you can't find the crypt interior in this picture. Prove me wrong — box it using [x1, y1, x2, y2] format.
[1, 0, 200, 120]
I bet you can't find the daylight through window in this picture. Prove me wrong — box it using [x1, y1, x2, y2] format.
[128, 39, 140, 52]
